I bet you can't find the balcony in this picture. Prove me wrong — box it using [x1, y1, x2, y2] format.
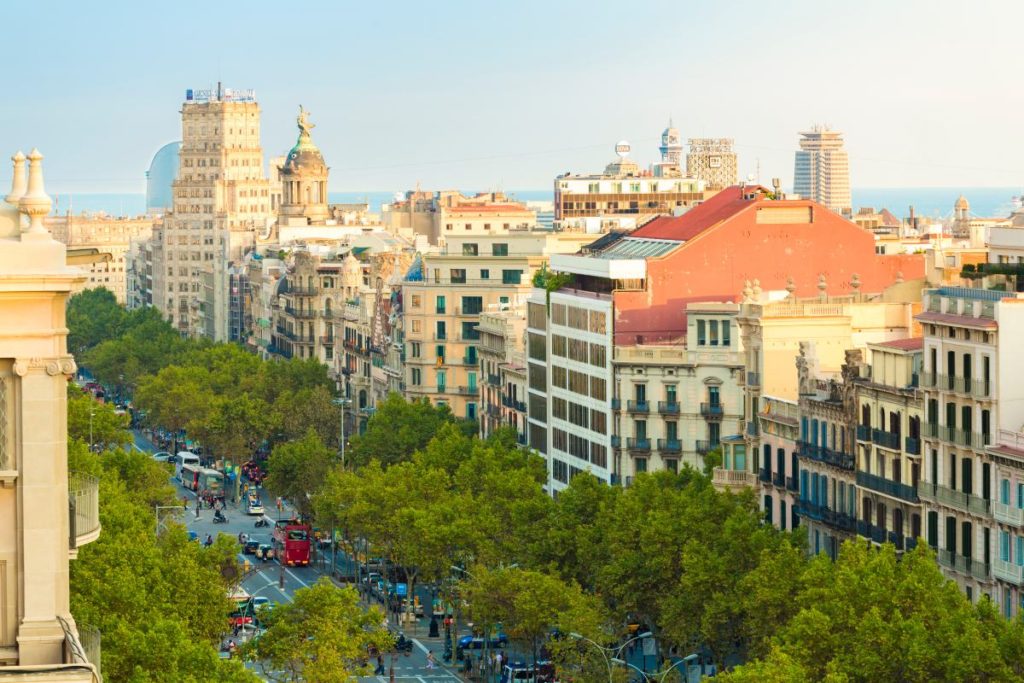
[658, 401, 680, 415]
[611, 435, 621, 448]
[938, 550, 991, 581]
[695, 440, 713, 455]
[517, 432, 527, 446]
[69, 472, 100, 552]
[905, 436, 921, 455]
[454, 386, 478, 396]
[627, 437, 651, 452]
[700, 402, 724, 418]
[487, 373, 500, 387]
[928, 372, 992, 399]
[712, 467, 757, 489]
[917, 481, 990, 516]
[746, 371, 761, 388]
[759, 467, 771, 483]
[320, 335, 335, 346]
[872, 429, 901, 451]
[486, 404, 500, 418]
[993, 558, 1024, 586]
[284, 305, 317, 319]
[627, 400, 650, 414]
[433, 332, 448, 341]
[796, 440, 855, 470]
[746, 420, 760, 437]
[611, 398, 621, 410]
[772, 471, 785, 487]
[856, 424, 872, 442]
[786, 475, 799, 492]
[994, 501, 1024, 527]
[796, 500, 857, 531]
[286, 285, 319, 296]
[856, 471, 919, 503]
[658, 438, 682, 453]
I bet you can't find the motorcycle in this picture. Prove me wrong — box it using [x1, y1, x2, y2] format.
[213, 511, 228, 524]
[254, 517, 270, 528]
[395, 634, 413, 655]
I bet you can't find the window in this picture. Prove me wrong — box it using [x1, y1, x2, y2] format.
[666, 385, 678, 404]
[590, 376, 606, 401]
[461, 296, 483, 315]
[450, 269, 466, 284]
[412, 320, 421, 333]
[697, 319, 706, 346]
[436, 295, 446, 314]
[492, 243, 508, 256]
[411, 368, 422, 386]
[435, 345, 446, 362]
[635, 457, 648, 473]
[722, 320, 731, 346]
[710, 320, 719, 346]
[436, 370, 447, 391]
[462, 243, 478, 256]
[480, 269, 489, 280]
[589, 343, 606, 367]
[435, 321, 446, 340]
[462, 322, 480, 340]
[635, 420, 647, 440]
[552, 335, 567, 357]
[411, 342, 421, 358]
[501, 269, 523, 285]
[528, 333, 547, 361]
[589, 310, 606, 334]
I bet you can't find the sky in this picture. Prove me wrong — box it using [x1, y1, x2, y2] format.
[3, 0, 1024, 195]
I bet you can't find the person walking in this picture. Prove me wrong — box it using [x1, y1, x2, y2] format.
[495, 650, 503, 671]
[374, 653, 385, 675]
[426, 651, 436, 669]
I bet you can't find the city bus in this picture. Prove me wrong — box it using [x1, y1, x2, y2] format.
[180, 465, 223, 494]
[175, 452, 200, 481]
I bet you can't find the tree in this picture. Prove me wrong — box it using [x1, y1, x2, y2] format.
[69, 443, 256, 682]
[66, 287, 126, 356]
[242, 578, 391, 683]
[67, 388, 131, 451]
[273, 385, 340, 448]
[135, 365, 212, 451]
[346, 393, 455, 468]
[718, 542, 1024, 682]
[264, 430, 334, 520]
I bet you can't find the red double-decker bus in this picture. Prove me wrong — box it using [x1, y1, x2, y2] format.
[272, 519, 311, 567]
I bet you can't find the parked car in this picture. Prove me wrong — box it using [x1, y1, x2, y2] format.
[457, 633, 508, 658]
[501, 661, 555, 683]
[152, 451, 172, 462]
[243, 539, 261, 555]
[256, 544, 275, 561]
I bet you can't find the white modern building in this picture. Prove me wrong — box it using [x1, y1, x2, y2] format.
[793, 126, 851, 218]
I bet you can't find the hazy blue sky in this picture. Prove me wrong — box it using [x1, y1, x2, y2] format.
[3, 0, 1023, 194]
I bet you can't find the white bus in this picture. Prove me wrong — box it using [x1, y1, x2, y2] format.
[175, 452, 200, 481]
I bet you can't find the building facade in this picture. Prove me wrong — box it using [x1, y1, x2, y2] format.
[793, 126, 852, 218]
[686, 138, 738, 190]
[150, 86, 272, 338]
[0, 150, 100, 680]
[477, 308, 527, 445]
[45, 212, 154, 304]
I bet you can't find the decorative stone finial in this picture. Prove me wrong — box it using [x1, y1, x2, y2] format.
[5, 151, 26, 205]
[741, 279, 753, 303]
[785, 276, 797, 298]
[850, 273, 861, 293]
[817, 274, 827, 301]
[18, 149, 52, 237]
[752, 278, 762, 301]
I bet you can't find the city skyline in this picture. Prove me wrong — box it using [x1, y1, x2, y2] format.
[4, 0, 1024, 194]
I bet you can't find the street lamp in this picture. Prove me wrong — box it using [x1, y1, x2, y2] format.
[611, 653, 695, 682]
[155, 505, 185, 536]
[569, 631, 653, 683]
[88, 403, 96, 451]
[332, 397, 352, 468]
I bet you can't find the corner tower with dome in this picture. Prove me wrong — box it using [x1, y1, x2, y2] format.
[278, 106, 330, 226]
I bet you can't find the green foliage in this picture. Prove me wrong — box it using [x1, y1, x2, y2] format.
[66, 288, 126, 357]
[346, 393, 457, 468]
[69, 444, 255, 682]
[67, 387, 131, 450]
[242, 578, 392, 683]
[702, 446, 723, 476]
[718, 541, 1024, 682]
[264, 430, 335, 519]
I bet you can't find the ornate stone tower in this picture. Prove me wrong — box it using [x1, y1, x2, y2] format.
[0, 150, 98, 680]
[278, 106, 330, 225]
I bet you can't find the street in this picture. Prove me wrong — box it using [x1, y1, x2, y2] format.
[133, 430, 470, 682]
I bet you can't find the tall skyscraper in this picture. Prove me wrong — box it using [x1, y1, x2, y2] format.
[151, 84, 272, 338]
[793, 126, 851, 217]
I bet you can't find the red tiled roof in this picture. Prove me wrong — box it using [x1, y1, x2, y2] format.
[914, 311, 997, 329]
[989, 444, 1024, 459]
[873, 337, 924, 351]
[630, 186, 757, 241]
[879, 208, 901, 227]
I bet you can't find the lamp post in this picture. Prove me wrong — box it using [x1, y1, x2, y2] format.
[569, 630, 653, 683]
[88, 403, 95, 451]
[610, 653, 695, 683]
[332, 397, 352, 468]
[154, 505, 185, 536]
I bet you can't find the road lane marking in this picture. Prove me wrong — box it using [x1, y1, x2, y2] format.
[285, 566, 310, 588]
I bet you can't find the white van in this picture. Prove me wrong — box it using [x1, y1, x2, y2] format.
[175, 452, 200, 481]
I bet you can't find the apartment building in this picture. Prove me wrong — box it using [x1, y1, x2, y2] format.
[151, 85, 272, 338]
[477, 308, 527, 445]
[0, 150, 100, 680]
[793, 125, 852, 218]
[854, 337, 925, 555]
[383, 190, 535, 245]
[917, 286, 1024, 612]
[403, 231, 592, 420]
[45, 212, 154, 303]
[612, 303, 745, 480]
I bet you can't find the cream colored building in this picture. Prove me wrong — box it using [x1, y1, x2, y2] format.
[0, 150, 100, 680]
[45, 213, 153, 304]
[477, 307, 527, 445]
[402, 231, 592, 420]
[383, 190, 536, 245]
[151, 86, 273, 338]
[793, 126, 852, 218]
[612, 303, 745, 481]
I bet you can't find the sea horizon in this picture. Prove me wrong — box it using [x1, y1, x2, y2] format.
[46, 186, 1024, 222]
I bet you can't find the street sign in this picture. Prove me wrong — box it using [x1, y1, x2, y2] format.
[396, 583, 408, 597]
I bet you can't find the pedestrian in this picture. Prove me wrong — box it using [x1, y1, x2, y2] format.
[495, 651, 503, 670]
[182, 496, 188, 511]
[426, 651, 436, 669]
[375, 654, 385, 675]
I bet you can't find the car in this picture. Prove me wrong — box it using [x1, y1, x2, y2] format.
[500, 661, 555, 683]
[251, 596, 271, 611]
[256, 544, 275, 561]
[243, 539, 261, 555]
[363, 572, 381, 586]
[246, 499, 265, 515]
[152, 451, 172, 462]
[188, 531, 199, 542]
[457, 633, 508, 655]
